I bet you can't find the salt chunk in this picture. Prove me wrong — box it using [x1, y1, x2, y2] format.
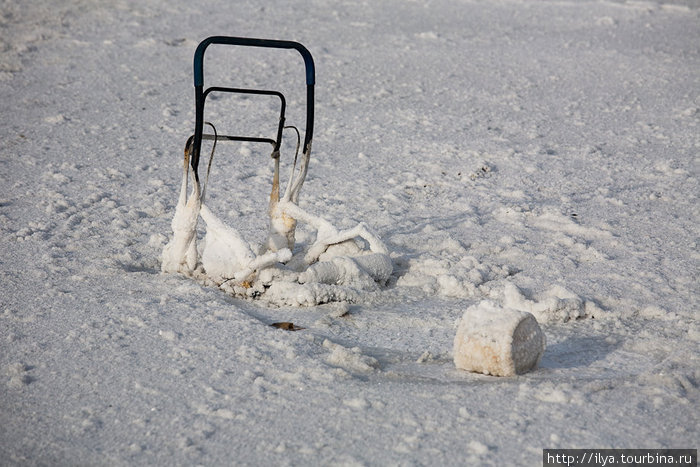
[453, 301, 546, 376]
[199, 205, 255, 282]
[161, 188, 200, 274]
[503, 283, 586, 323]
[323, 339, 378, 373]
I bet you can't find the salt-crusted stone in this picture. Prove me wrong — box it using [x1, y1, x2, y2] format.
[453, 301, 546, 376]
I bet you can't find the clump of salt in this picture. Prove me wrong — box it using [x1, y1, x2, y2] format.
[453, 300, 546, 376]
[161, 167, 200, 275]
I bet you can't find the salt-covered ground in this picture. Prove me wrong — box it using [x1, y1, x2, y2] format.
[1, 0, 698, 464]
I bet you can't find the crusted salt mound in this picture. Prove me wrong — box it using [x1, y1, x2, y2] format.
[453, 301, 546, 377]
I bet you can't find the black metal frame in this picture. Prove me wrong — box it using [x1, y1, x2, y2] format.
[201, 87, 286, 150]
[189, 36, 315, 182]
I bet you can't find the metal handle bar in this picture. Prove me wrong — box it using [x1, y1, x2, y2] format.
[191, 36, 315, 177]
[194, 36, 315, 87]
[202, 87, 286, 153]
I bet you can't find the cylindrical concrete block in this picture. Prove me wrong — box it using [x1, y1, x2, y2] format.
[453, 301, 546, 376]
